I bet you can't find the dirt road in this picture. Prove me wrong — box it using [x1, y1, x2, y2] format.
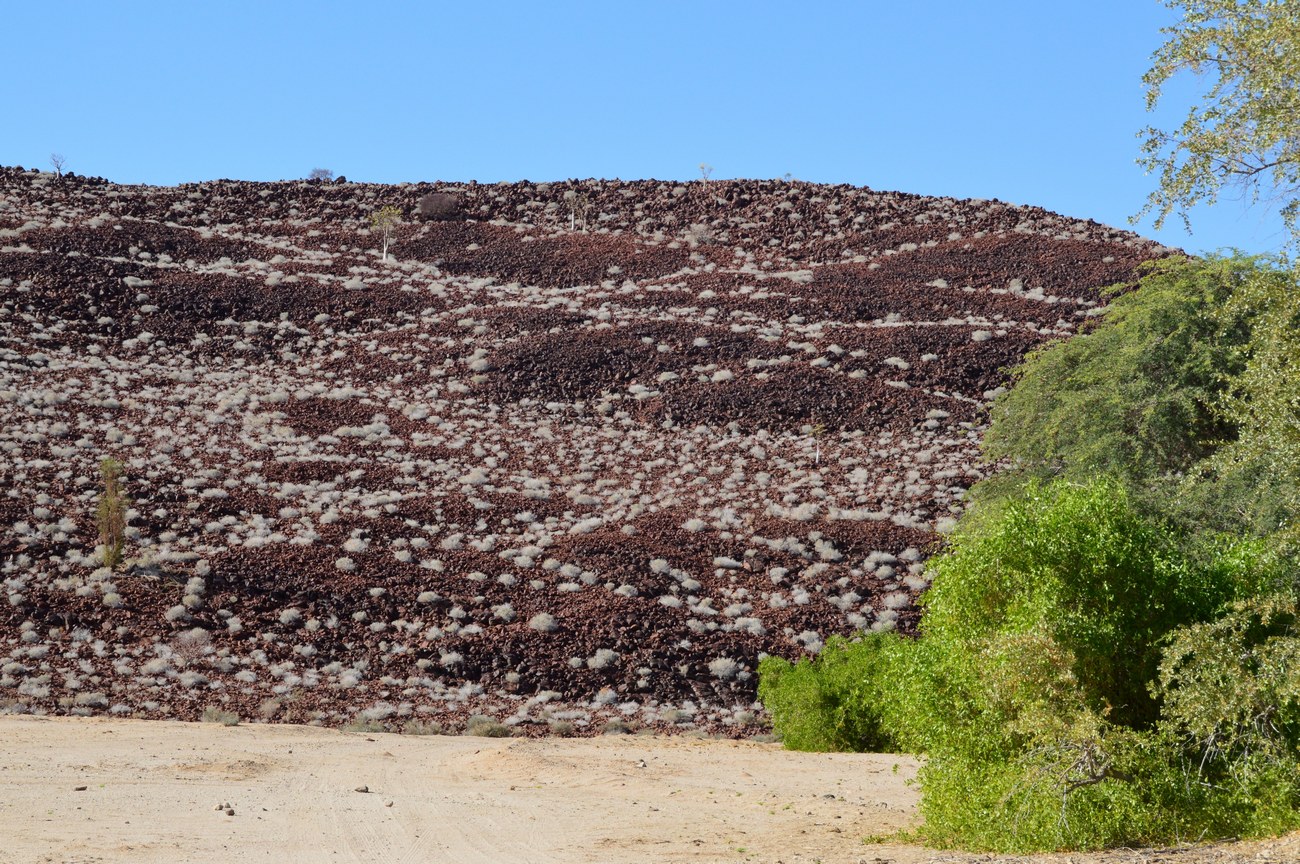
[1, 717, 1295, 864]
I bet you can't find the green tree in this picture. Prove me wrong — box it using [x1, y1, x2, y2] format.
[1138, 0, 1300, 246]
[982, 255, 1250, 491]
[981, 253, 1299, 548]
[1195, 257, 1300, 544]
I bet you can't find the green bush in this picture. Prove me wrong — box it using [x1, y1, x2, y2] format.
[892, 481, 1281, 850]
[760, 479, 1298, 851]
[757, 633, 899, 753]
[912, 725, 1164, 852]
[921, 480, 1238, 728]
[1158, 594, 1300, 779]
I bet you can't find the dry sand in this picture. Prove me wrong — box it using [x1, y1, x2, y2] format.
[1, 717, 1296, 864]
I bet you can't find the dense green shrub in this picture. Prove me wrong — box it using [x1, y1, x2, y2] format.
[1158, 594, 1300, 777]
[913, 724, 1171, 852]
[920, 480, 1235, 729]
[760, 479, 1299, 851]
[757, 633, 900, 753]
[896, 481, 1293, 850]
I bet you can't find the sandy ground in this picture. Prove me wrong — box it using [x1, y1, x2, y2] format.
[2, 718, 1297, 864]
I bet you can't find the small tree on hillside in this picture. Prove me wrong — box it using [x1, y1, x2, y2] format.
[369, 205, 401, 262]
[49, 153, 66, 177]
[96, 457, 129, 571]
[308, 167, 334, 181]
[564, 189, 591, 231]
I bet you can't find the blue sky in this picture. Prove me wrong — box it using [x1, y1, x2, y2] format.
[7, 1, 1290, 255]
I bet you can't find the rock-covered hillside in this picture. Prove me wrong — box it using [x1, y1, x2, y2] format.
[0, 166, 1168, 734]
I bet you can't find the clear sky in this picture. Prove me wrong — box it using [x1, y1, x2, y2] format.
[7, 0, 1291, 256]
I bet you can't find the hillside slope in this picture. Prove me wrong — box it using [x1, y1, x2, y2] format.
[0, 167, 1167, 733]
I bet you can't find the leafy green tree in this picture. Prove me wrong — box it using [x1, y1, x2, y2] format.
[982, 256, 1246, 488]
[1138, 0, 1300, 246]
[981, 253, 1298, 549]
[1200, 261, 1300, 544]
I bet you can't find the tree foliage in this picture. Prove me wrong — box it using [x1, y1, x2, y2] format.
[983, 255, 1249, 486]
[1201, 258, 1300, 543]
[1138, 0, 1300, 245]
[982, 253, 1299, 547]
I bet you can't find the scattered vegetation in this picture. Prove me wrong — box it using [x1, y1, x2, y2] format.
[601, 717, 634, 735]
[342, 718, 389, 734]
[400, 719, 446, 736]
[0, 140, 1205, 741]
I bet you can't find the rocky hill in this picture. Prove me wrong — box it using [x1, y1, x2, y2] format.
[0, 166, 1168, 734]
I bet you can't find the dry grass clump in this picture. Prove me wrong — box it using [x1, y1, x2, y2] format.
[463, 714, 511, 737]
[200, 706, 240, 726]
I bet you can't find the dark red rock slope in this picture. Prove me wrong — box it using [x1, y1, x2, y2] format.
[0, 166, 1168, 734]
